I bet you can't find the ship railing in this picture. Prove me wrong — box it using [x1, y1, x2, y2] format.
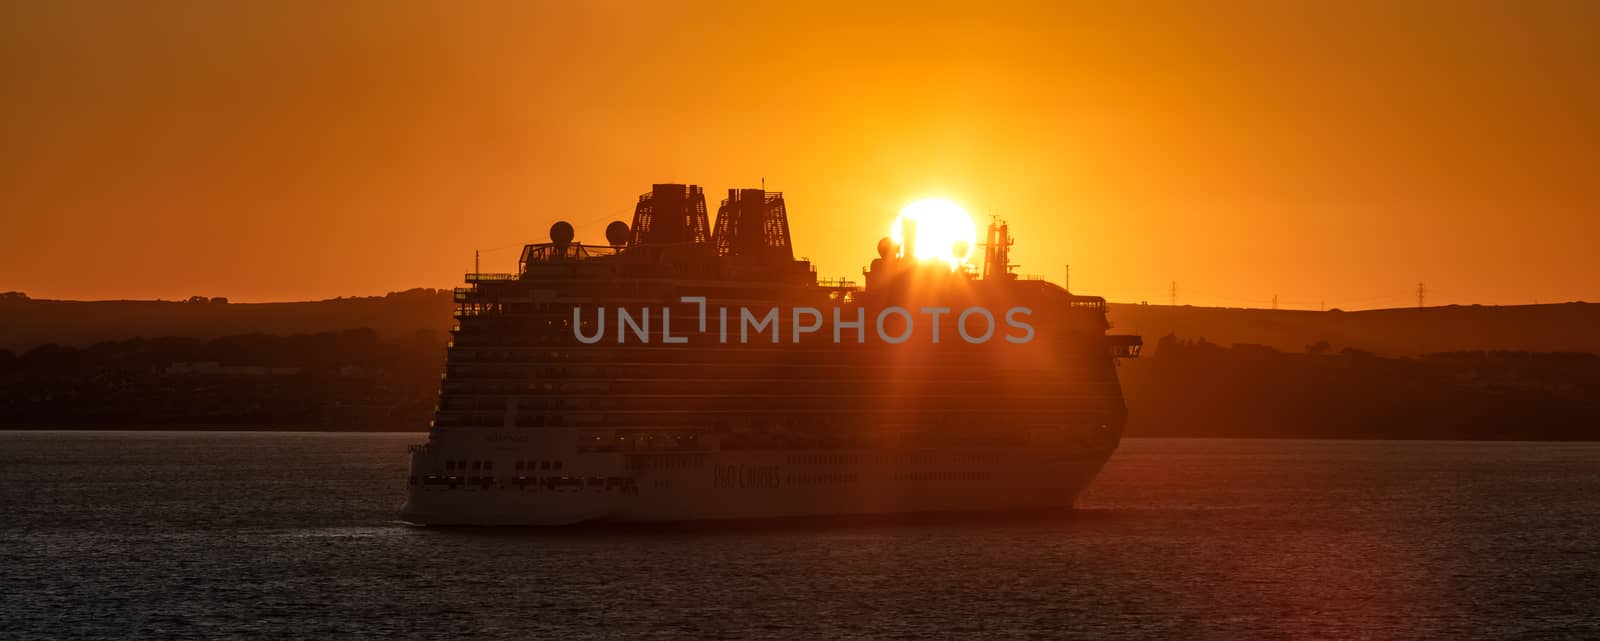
[519, 243, 620, 269]
[465, 272, 518, 283]
[408, 444, 428, 454]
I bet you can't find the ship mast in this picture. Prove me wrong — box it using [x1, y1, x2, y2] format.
[981, 217, 1014, 280]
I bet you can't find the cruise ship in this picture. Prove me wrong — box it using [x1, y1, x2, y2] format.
[401, 184, 1141, 525]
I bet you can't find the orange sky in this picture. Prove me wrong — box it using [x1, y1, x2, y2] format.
[2, 1, 1597, 308]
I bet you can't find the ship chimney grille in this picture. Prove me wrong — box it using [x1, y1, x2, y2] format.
[629, 184, 710, 247]
[712, 188, 793, 260]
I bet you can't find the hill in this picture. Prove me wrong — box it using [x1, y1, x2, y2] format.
[5, 328, 1597, 439]
[1106, 302, 1600, 357]
[1119, 336, 1600, 440]
[4, 290, 1599, 357]
[0, 289, 455, 351]
[5, 292, 1600, 439]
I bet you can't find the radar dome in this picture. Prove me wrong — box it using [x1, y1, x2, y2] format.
[876, 237, 896, 259]
[550, 221, 575, 248]
[952, 240, 971, 260]
[605, 220, 630, 247]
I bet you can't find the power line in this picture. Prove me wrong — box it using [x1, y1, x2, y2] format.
[1118, 283, 1444, 311]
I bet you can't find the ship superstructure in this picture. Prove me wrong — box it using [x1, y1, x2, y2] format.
[402, 184, 1140, 525]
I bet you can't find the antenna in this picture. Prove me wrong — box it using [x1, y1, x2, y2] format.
[1272, 294, 1278, 310]
[1063, 264, 1070, 291]
[1417, 282, 1426, 308]
[475, 250, 480, 276]
[1170, 281, 1177, 306]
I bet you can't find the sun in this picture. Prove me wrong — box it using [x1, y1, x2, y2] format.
[889, 198, 979, 269]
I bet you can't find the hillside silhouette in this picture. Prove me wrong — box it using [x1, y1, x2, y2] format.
[5, 329, 1597, 439]
[5, 291, 1600, 438]
[0, 329, 442, 429]
[1109, 302, 1600, 357]
[5, 290, 1597, 356]
[0, 289, 454, 351]
[1121, 336, 1600, 440]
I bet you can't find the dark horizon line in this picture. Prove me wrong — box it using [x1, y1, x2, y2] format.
[2, 289, 1593, 313]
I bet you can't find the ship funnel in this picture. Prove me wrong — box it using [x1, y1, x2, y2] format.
[628, 184, 710, 246]
[712, 188, 793, 260]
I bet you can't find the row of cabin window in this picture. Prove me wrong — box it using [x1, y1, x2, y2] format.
[514, 476, 633, 490]
[430, 413, 583, 428]
[628, 455, 704, 471]
[412, 475, 632, 491]
[787, 454, 858, 466]
[442, 459, 563, 472]
[784, 454, 994, 468]
[892, 470, 989, 482]
[787, 473, 859, 485]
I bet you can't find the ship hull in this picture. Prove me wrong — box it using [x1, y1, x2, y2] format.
[400, 428, 1117, 526]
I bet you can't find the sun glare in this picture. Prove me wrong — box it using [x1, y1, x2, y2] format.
[889, 198, 979, 269]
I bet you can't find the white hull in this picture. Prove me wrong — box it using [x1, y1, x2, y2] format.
[401, 428, 1116, 526]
